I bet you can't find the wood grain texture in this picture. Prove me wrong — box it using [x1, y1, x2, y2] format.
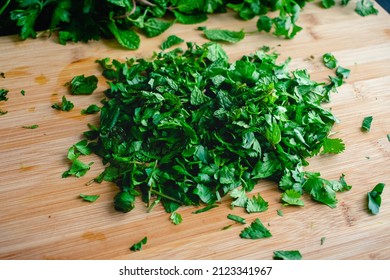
[0, 3, 389, 260]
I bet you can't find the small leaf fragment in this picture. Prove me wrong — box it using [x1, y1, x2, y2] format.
[273, 250, 302, 260]
[130, 236, 147, 251]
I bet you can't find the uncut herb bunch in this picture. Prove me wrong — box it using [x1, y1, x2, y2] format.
[74, 42, 348, 213]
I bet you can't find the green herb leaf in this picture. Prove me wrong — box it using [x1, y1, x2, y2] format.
[367, 183, 385, 215]
[107, 22, 140, 50]
[355, 0, 379, 17]
[52, 96, 74, 111]
[273, 250, 302, 260]
[321, 138, 345, 154]
[281, 189, 304, 206]
[322, 53, 338, 69]
[81, 104, 100, 115]
[192, 204, 218, 214]
[203, 29, 245, 43]
[161, 35, 184, 50]
[321, 0, 336, 9]
[227, 214, 246, 224]
[79, 194, 100, 202]
[22, 124, 38, 129]
[277, 209, 284, 217]
[130, 236, 147, 251]
[361, 116, 373, 131]
[170, 212, 183, 225]
[62, 159, 93, 178]
[114, 191, 136, 213]
[240, 218, 272, 239]
[246, 193, 269, 213]
[336, 66, 351, 79]
[69, 74, 98, 95]
[0, 89, 9, 101]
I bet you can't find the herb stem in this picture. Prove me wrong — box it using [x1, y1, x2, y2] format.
[150, 189, 182, 205]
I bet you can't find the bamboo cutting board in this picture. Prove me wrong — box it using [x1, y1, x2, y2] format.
[0, 3, 389, 260]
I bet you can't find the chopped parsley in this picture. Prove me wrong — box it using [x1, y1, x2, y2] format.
[240, 218, 272, 239]
[273, 250, 302, 260]
[79, 194, 100, 202]
[130, 236, 147, 251]
[361, 116, 373, 132]
[367, 183, 385, 215]
[52, 96, 74, 111]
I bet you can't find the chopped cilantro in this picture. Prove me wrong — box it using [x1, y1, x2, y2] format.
[0, 88, 8, 101]
[367, 183, 385, 215]
[246, 193, 269, 213]
[361, 116, 373, 131]
[170, 212, 183, 225]
[130, 236, 147, 251]
[20, 89, 25, 96]
[355, 0, 379, 16]
[277, 209, 284, 217]
[81, 104, 100, 115]
[69, 75, 98, 95]
[22, 124, 38, 129]
[227, 214, 246, 224]
[192, 204, 218, 214]
[79, 194, 100, 202]
[281, 189, 304, 206]
[52, 96, 74, 111]
[321, 138, 345, 154]
[240, 218, 272, 239]
[273, 250, 302, 260]
[336, 66, 351, 79]
[323, 53, 338, 69]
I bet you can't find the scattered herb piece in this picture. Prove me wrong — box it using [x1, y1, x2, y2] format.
[62, 159, 93, 178]
[170, 212, 183, 225]
[240, 218, 272, 239]
[192, 204, 219, 214]
[69, 75, 98, 95]
[203, 28, 245, 43]
[52, 96, 74, 111]
[0, 89, 8, 101]
[361, 116, 373, 132]
[367, 183, 385, 215]
[130, 236, 147, 252]
[20, 89, 25, 96]
[81, 104, 100, 115]
[336, 66, 351, 79]
[273, 250, 302, 260]
[321, 137, 345, 154]
[277, 209, 284, 217]
[320, 237, 326, 245]
[0, 72, 5, 78]
[321, 0, 336, 9]
[114, 190, 138, 213]
[0, 110, 7, 115]
[79, 194, 100, 202]
[222, 224, 233, 230]
[227, 214, 246, 224]
[22, 124, 38, 129]
[355, 0, 379, 16]
[323, 53, 338, 69]
[161, 35, 184, 50]
[246, 193, 269, 213]
[387, 134, 390, 142]
[281, 189, 304, 206]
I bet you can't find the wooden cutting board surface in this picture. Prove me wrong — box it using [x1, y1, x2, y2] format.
[0, 3, 389, 260]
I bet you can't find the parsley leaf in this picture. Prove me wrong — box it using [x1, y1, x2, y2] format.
[355, 0, 379, 16]
[367, 183, 385, 215]
[62, 159, 93, 178]
[246, 193, 269, 213]
[130, 236, 147, 251]
[336, 66, 351, 79]
[170, 212, 183, 225]
[322, 53, 338, 69]
[361, 116, 373, 131]
[22, 124, 39, 129]
[321, 138, 345, 154]
[240, 218, 272, 239]
[81, 104, 100, 115]
[0, 88, 9, 101]
[273, 250, 302, 260]
[51, 96, 74, 111]
[281, 189, 304, 206]
[321, 0, 336, 9]
[69, 74, 98, 95]
[79, 194, 100, 202]
[227, 214, 246, 224]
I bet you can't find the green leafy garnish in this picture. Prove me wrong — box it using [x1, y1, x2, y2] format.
[321, 138, 345, 154]
[203, 28, 245, 43]
[323, 53, 338, 69]
[161, 35, 184, 50]
[170, 212, 183, 225]
[227, 214, 246, 224]
[52, 96, 74, 111]
[367, 183, 385, 215]
[0, 88, 9, 101]
[64, 42, 349, 217]
[62, 159, 93, 178]
[273, 250, 302, 260]
[130, 236, 147, 251]
[69, 74, 98, 95]
[240, 218, 272, 239]
[22, 124, 39, 129]
[192, 204, 218, 214]
[81, 104, 100, 115]
[79, 194, 100, 202]
[320, 237, 326, 245]
[246, 193, 269, 213]
[321, 0, 336, 9]
[336, 66, 351, 79]
[276, 209, 284, 217]
[361, 116, 373, 131]
[20, 89, 25, 96]
[355, 0, 379, 16]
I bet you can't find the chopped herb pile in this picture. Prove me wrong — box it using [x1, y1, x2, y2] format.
[0, 0, 378, 49]
[67, 42, 350, 215]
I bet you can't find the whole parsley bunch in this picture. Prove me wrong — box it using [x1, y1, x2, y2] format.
[69, 42, 350, 213]
[0, 0, 378, 49]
